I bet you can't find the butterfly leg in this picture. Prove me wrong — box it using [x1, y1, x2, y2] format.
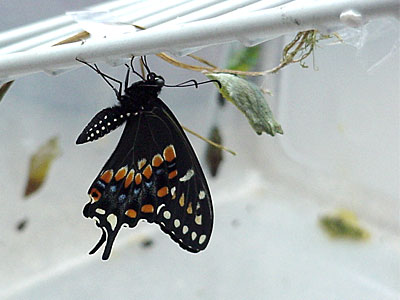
[124, 64, 130, 91]
[76, 58, 123, 98]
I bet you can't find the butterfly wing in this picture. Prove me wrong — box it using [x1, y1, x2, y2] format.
[83, 98, 213, 260]
[76, 106, 130, 144]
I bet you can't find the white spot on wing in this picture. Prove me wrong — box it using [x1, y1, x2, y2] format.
[138, 158, 147, 169]
[171, 186, 176, 197]
[199, 190, 206, 200]
[179, 169, 194, 182]
[174, 219, 180, 228]
[191, 232, 197, 240]
[107, 214, 118, 231]
[157, 203, 165, 214]
[95, 208, 106, 215]
[199, 234, 207, 245]
[195, 215, 202, 225]
[163, 210, 171, 219]
[182, 225, 188, 234]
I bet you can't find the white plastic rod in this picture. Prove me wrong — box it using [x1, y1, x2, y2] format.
[0, 0, 144, 48]
[143, 0, 262, 27]
[0, 0, 398, 81]
[0, 0, 190, 55]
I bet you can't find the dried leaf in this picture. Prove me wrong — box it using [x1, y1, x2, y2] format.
[319, 210, 370, 240]
[206, 73, 283, 136]
[226, 45, 261, 72]
[24, 136, 61, 197]
[0, 81, 14, 103]
[205, 125, 223, 177]
[16, 218, 28, 232]
[217, 93, 226, 107]
[140, 238, 154, 249]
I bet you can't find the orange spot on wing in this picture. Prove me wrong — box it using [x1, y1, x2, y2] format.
[168, 169, 178, 179]
[141, 204, 154, 213]
[135, 173, 142, 185]
[152, 154, 164, 167]
[125, 209, 137, 218]
[163, 145, 176, 162]
[100, 170, 113, 183]
[115, 166, 128, 181]
[89, 188, 101, 202]
[124, 169, 135, 188]
[187, 202, 193, 214]
[142, 165, 153, 179]
[157, 186, 169, 197]
[179, 193, 185, 206]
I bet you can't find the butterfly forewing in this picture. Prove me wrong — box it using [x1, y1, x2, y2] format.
[83, 98, 213, 259]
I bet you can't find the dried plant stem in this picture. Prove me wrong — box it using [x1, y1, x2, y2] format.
[187, 54, 218, 68]
[267, 30, 315, 74]
[182, 125, 236, 156]
[156, 52, 266, 76]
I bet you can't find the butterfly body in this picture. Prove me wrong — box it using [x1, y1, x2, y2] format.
[77, 68, 213, 260]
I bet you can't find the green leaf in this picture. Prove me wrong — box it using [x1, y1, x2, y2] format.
[226, 45, 261, 72]
[206, 73, 283, 136]
[24, 136, 61, 197]
[319, 210, 370, 240]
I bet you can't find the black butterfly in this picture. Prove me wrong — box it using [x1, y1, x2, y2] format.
[76, 58, 214, 260]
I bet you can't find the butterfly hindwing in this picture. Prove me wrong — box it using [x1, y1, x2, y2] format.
[83, 98, 213, 259]
[150, 99, 213, 252]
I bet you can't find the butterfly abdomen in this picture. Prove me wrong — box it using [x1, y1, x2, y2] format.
[76, 106, 131, 144]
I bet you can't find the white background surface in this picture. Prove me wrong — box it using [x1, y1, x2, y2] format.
[0, 1, 399, 299]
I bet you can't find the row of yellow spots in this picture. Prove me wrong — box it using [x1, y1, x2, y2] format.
[176, 193, 203, 225]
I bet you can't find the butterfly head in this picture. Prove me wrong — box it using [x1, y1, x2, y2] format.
[124, 72, 165, 101]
